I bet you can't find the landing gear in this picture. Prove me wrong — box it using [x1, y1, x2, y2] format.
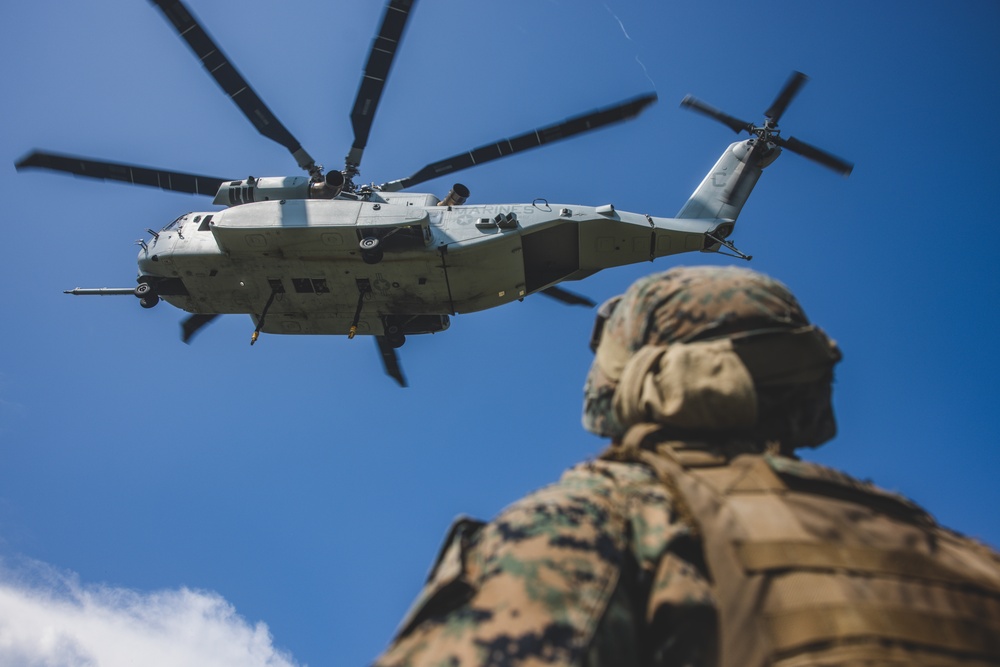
[359, 236, 383, 264]
[250, 289, 279, 345]
[345, 281, 408, 386]
[384, 324, 405, 349]
[135, 282, 159, 308]
[704, 231, 753, 261]
[348, 280, 372, 338]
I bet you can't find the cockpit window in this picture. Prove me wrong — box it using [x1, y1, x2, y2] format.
[161, 215, 185, 232]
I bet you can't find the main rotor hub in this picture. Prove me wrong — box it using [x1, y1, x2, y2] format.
[754, 119, 780, 141]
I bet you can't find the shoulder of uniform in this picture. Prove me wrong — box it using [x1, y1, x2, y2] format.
[765, 454, 937, 526]
[563, 457, 660, 488]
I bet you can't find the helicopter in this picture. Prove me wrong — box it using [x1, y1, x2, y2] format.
[15, 0, 851, 387]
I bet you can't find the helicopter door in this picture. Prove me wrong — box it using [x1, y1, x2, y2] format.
[521, 223, 580, 294]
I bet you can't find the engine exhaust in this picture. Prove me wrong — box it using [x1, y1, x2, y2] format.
[438, 183, 469, 207]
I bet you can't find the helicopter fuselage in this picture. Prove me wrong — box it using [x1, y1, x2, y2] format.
[138, 190, 727, 337]
[17, 0, 850, 385]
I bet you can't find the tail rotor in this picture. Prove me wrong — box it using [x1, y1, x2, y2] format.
[681, 71, 853, 177]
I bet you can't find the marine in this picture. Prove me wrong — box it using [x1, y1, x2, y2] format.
[373, 266, 1000, 667]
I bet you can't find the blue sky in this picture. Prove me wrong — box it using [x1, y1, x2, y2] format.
[1, 0, 998, 665]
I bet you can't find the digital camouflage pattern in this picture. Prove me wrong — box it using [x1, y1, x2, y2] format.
[373, 459, 716, 667]
[374, 267, 1000, 667]
[373, 440, 1000, 667]
[583, 266, 835, 447]
[374, 267, 829, 667]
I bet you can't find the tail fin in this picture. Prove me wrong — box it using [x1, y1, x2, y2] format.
[676, 140, 774, 221]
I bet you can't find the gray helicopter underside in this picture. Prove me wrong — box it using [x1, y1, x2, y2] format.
[139, 197, 720, 336]
[16, 0, 852, 386]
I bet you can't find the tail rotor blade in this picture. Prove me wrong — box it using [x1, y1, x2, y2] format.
[16, 150, 225, 195]
[684, 71, 852, 185]
[380, 93, 657, 192]
[777, 136, 854, 176]
[181, 313, 219, 343]
[347, 0, 417, 171]
[765, 71, 808, 123]
[150, 0, 318, 176]
[680, 95, 752, 134]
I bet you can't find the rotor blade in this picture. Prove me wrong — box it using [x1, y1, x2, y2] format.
[540, 286, 596, 308]
[16, 150, 226, 195]
[764, 71, 808, 124]
[680, 95, 752, 135]
[375, 336, 408, 387]
[380, 93, 657, 192]
[181, 313, 219, 343]
[777, 136, 854, 176]
[149, 0, 317, 175]
[347, 0, 417, 170]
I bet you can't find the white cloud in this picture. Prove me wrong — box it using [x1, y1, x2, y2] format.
[0, 559, 301, 667]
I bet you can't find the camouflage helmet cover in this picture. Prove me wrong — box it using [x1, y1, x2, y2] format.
[583, 265, 841, 448]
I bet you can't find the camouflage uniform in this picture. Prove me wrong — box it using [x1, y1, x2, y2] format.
[376, 460, 715, 667]
[374, 267, 1000, 667]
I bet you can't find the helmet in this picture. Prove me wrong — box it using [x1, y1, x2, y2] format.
[583, 266, 841, 450]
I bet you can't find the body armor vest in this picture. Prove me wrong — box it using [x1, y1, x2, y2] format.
[625, 427, 1000, 667]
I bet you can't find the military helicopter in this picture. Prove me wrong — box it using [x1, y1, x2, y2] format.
[15, 0, 851, 387]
